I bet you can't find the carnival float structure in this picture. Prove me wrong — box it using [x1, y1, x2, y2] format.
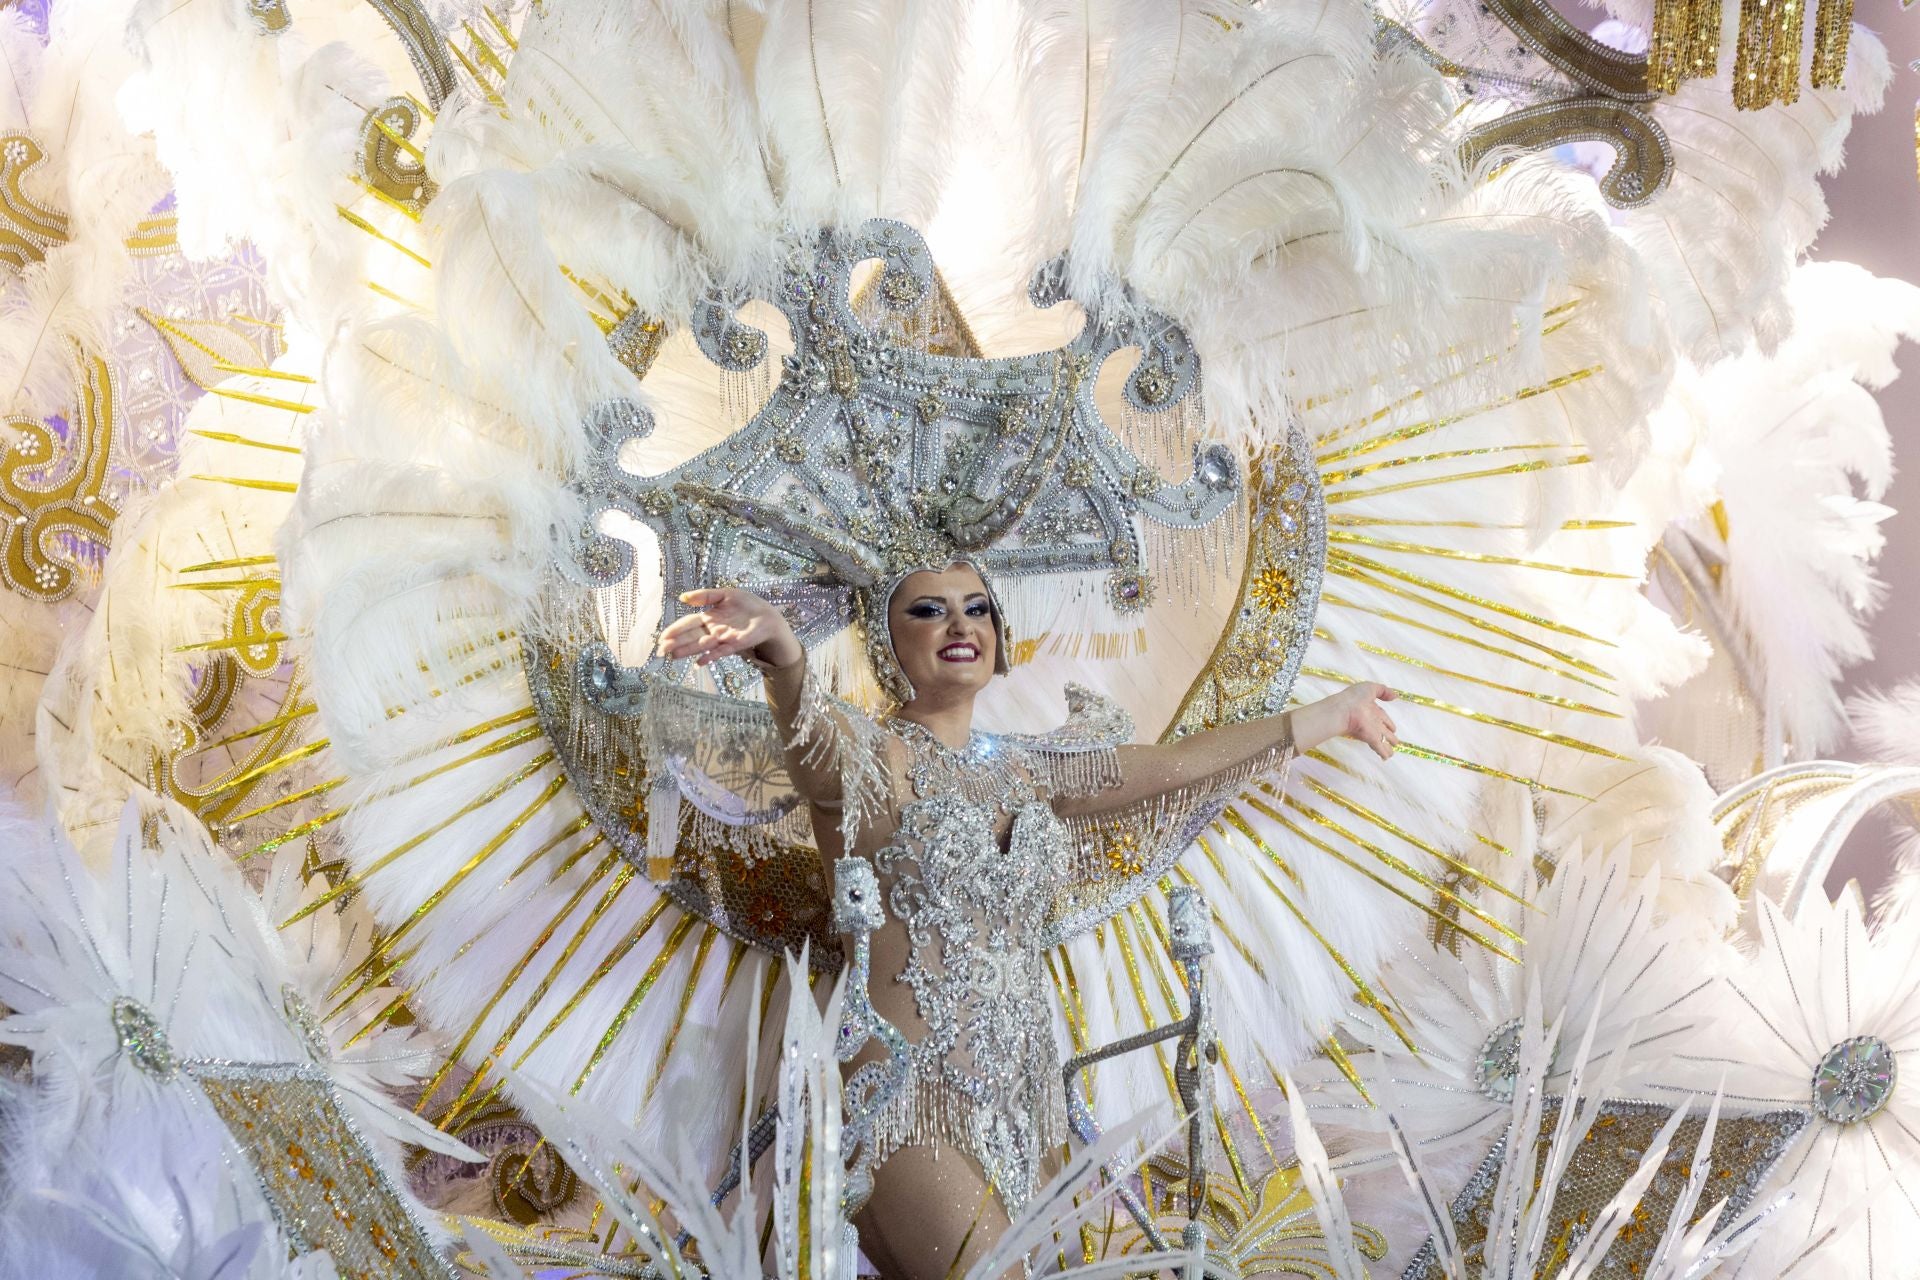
[0, 0, 1917, 1275]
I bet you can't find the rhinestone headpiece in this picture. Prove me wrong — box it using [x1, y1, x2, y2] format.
[566, 218, 1243, 698]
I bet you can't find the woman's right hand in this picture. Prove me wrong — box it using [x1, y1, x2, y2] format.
[655, 587, 804, 668]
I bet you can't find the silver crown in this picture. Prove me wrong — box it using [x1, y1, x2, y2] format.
[564, 218, 1244, 695]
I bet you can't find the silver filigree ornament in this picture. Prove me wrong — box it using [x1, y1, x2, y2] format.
[1810, 1033, 1897, 1125]
[1474, 1016, 1524, 1101]
[112, 996, 180, 1079]
[533, 217, 1251, 874]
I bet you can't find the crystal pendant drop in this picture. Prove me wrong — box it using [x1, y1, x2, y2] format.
[112, 997, 180, 1079]
[1811, 1034, 1897, 1124]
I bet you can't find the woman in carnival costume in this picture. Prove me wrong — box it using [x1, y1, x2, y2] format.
[657, 552, 1396, 1274]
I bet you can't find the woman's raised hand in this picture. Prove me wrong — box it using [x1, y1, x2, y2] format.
[655, 588, 804, 668]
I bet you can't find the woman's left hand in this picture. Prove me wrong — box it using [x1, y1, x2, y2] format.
[1303, 682, 1399, 760]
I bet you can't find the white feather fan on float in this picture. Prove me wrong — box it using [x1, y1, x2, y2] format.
[1298, 844, 1723, 1171]
[0, 793, 473, 1278]
[174, 0, 1714, 1185]
[1290, 999, 1794, 1280]
[1666, 892, 1920, 1279]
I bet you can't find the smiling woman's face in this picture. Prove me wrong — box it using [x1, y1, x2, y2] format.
[885, 564, 998, 704]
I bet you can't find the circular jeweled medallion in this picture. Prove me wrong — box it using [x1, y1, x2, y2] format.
[1474, 1017, 1524, 1101]
[1811, 1034, 1897, 1124]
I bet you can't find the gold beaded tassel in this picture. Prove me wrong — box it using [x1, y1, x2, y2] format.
[1648, 0, 1723, 94]
[1809, 0, 1853, 90]
[1733, 0, 1806, 109]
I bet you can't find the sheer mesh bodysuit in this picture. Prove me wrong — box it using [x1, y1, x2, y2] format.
[848, 718, 1075, 1212]
[776, 681, 1297, 1224]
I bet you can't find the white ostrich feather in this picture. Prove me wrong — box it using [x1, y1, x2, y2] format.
[0, 0, 167, 419]
[1643, 262, 1920, 782]
[0, 1073, 293, 1280]
[1617, 25, 1889, 366]
[1845, 679, 1920, 931]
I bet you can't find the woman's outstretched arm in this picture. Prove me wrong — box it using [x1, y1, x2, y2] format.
[1052, 682, 1398, 820]
[656, 586, 847, 808]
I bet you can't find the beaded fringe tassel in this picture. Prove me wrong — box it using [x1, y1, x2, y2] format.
[1649, 0, 1851, 107]
[867, 1068, 1069, 1183]
[1647, 0, 1722, 94]
[1733, 0, 1806, 109]
[1808, 0, 1853, 91]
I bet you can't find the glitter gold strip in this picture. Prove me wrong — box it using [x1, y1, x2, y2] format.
[1327, 548, 1615, 649]
[1320, 590, 1612, 693]
[1336, 634, 1620, 717]
[180, 553, 280, 574]
[221, 775, 346, 826]
[1325, 455, 1591, 504]
[209, 361, 314, 384]
[1389, 741, 1591, 798]
[244, 807, 347, 861]
[643, 924, 721, 1104]
[1108, 911, 1181, 1105]
[1257, 798, 1520, 961]
[199, 702, 309, 759]
[1315, 367, 1599, 465]
[189, 430, 302, 455]
[1279, 777, 1533, 909]
[170, 576, 284, 592]
[1321, 1033, 1373, 1106]
[1300, 665, 1630, 759]
[335, 203, 432, 268]
[367, 280, 423, 310]
[280, 754, 556, 927]
[569, 912, 701, 1094]
[1327, 530, 1633, 579]
[329, 774, 566, 998]
[203, 736, 331, 796]
[423, 851, 630, 1117]
[1324, 559, 1615, 680]
[206, 385, 315, 414]
[1321, 442, 1581, 485]
[504, 812, 595, 883]
[514, 892, 673, 1070]
[1246, 789, 1525, 945]
[189, 475, 300, 493]
[1200, 833, 1413, 1048]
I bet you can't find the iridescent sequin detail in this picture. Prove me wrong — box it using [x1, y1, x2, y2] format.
[866, 719, 1077, 1211]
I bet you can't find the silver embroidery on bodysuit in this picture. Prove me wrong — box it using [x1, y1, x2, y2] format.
[868, 719, 1071, 1211]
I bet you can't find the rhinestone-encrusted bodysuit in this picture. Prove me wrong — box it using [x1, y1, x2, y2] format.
[863, 720, 1073, 1210]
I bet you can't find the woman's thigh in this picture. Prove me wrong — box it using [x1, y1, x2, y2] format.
[854, 1142, 1013, 1279]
